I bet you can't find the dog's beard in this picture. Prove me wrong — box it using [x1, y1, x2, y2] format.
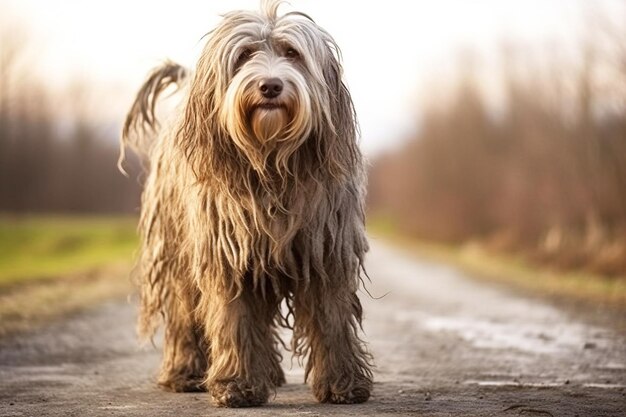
[220, 55, 313, 172]
[250, 106, 289, 144]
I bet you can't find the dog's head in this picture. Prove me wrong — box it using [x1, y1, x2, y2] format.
[180, 0, 357, 178]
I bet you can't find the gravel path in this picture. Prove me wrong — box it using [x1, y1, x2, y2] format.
[1, 239, 625, 416]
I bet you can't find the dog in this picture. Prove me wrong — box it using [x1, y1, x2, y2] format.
[120, 0, 372, 407]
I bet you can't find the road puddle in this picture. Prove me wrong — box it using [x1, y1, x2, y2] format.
[463, 380, 626, 389]
[421, 315, 602, 355]
[463, 379, 564, 387]
[582, 383, 626, 389]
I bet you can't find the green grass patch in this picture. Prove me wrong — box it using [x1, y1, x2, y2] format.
[0, 215, 138, 287]
[368, 217, 626, 309]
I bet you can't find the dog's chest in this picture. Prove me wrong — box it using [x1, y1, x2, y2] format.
[206, 190, 309, 258]
[257, 194, 306, 243]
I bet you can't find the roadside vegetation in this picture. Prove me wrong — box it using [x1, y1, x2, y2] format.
[0, 216, 138, 335]
[0, 216, 137, 286]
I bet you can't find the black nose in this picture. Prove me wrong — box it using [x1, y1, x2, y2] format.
[259, 78, 283, 99]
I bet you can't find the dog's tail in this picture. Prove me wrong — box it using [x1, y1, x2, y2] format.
[118, 61, 189, 175]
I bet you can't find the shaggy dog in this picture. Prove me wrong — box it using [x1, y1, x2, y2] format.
[120, 0, 372, 407]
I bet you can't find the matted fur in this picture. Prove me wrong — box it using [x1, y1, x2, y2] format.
[121, 0, 372, 407]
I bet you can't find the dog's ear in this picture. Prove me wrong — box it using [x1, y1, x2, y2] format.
[177, 41, 232, 182]
[320, 44, 361, 179]
[177, 57, 212, 181]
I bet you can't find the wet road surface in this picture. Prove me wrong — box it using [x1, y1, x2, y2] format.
[1, 239, 625, 416]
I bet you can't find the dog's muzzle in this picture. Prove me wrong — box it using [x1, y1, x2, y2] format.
[259, 78, 284, 99]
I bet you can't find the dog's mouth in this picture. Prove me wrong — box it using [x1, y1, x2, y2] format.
[255, 102, 286, 111]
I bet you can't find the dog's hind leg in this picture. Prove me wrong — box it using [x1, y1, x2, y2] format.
[293, 279, 373, 404]
[202, 278, 283, 407]
[158, 282, 209, 393]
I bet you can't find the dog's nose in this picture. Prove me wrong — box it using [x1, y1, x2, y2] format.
[259, 78, 283, 99]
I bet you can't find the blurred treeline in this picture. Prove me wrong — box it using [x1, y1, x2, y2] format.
[368, 15, 626, 276]
[0, 24, 140, 214]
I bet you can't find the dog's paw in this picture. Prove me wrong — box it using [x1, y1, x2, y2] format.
[158, 374, 206, 393]
[313, 378, 372, 404]
[209, 379, 269, 407]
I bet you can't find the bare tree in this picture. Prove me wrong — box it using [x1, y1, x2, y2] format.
[368, 5, 626, 275]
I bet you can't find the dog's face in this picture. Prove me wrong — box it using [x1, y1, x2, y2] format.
[220, 19, 314, 149]
[184, 1, 353, 174]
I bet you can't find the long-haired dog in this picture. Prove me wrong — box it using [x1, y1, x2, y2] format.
[120, 0, 372, 407]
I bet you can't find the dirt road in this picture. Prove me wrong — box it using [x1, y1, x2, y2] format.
[1, 239, 625, 416]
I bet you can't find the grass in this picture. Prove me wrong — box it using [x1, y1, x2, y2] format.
[368, 217, 626, 309]
[0, 215, 138, 287]
[0, 215, 139, 336]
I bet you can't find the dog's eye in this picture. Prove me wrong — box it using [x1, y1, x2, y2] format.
[285, 48, 300, 59]
[236, 49, 252, 67]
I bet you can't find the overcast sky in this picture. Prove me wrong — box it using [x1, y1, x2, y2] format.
[3, 0, 620, 156]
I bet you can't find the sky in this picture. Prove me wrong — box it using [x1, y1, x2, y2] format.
[2, 0, 618, 156]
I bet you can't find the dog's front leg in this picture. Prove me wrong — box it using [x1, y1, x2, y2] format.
[201, 278, 283, 407]
[294, 279, 373, 404]
[158, 282, 208, 392]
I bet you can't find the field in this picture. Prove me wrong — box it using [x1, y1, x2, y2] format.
[0, 215, 137, 286]
[0, 215, 138, 335]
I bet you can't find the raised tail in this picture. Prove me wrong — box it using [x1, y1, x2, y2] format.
[119, 61, 189, 174]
